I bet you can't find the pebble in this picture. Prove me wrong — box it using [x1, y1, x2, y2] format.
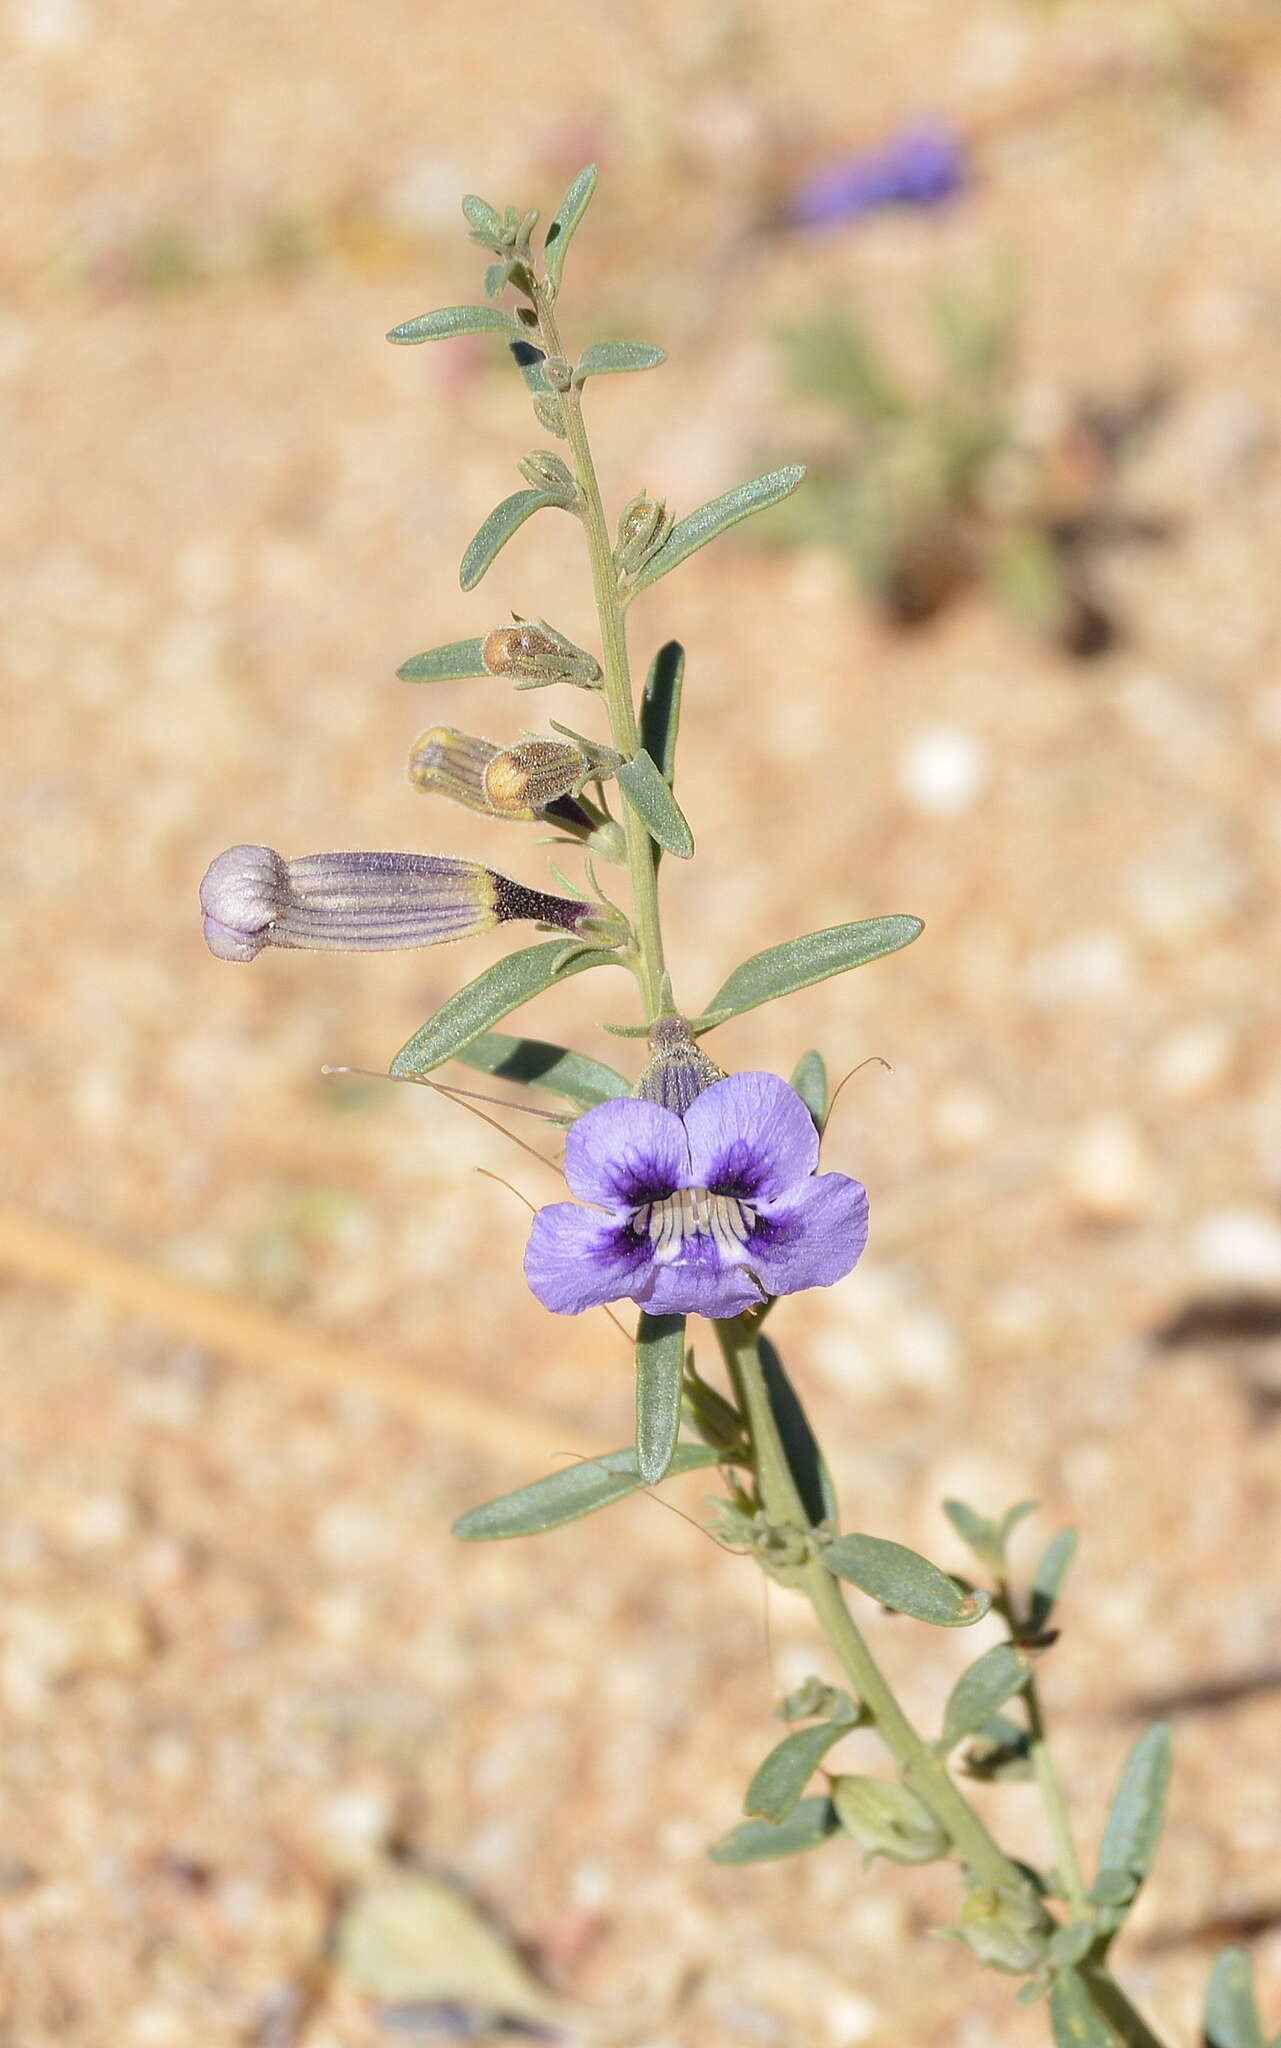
[1061, 1115, 1154, 1224]
[1191, 1207, 1281, 1289]
[1149, 1019, 1236, 1099]
[898, 727, 988, 818]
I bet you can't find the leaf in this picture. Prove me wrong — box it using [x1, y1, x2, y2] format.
[1049, 1970, 1123, 2047]
[823, 1532, 991, 1627]
[708, 1796, 839, 1866]
[390, 941, 619, 1078]
[943, 1498, 998, 1565]
[629, 466, 807, 598]
[635, 1312, 685, 1485]
[396, 636, 489, 684]
[453, 1443, 720, 1541]
[1030, 1527, 1079, 1632]
[616, 747, 694, 859]
[454, 1032, 630, 1110]
[758, 1335, 836, 1527]
[744, 1716, 854, 1824]
[1204, 1949, 1265, 2048]
[1049, 1923, 1097, 1970]
[460, 489, 566, 592]
[692, 916, 925, 1032]
[543, 164, 597, 293]
[336, 1871, 566, 2027]
[387, 304, 520, 346]
[509, 339, 551, 394]
[1096, 1724, 1172, 1901]
[940, 1644, 1031, 1752]
[789, 1050, 828, 1135]
[575, 340, 666, 381]
[462, 193, 503, 241]
[639, 640, 685, 786]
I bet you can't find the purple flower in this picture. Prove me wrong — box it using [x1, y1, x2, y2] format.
[524, 1071, 868, 1319]
[791, 122, 968, 229]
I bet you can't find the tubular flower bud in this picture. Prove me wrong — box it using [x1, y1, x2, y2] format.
[409, 726, 536, 819]
[831, 1776, 949, 1866]
[634, 1013, 727, 1115]
[199, 845, 593, 963]
[484, 737, 588, 816]
[614, 492, 673, 578]
[955, 1887, 1053, 1975]
[517, 450, 576, 498]
[481, 618, 602, 692]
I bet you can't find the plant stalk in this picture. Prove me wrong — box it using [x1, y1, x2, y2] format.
[533, 290, 668, 1023]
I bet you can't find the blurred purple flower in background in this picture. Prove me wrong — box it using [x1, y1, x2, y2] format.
[791, 121, 969, 229]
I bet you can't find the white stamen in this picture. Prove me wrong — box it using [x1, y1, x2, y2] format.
[636, 1187, 754, 1266]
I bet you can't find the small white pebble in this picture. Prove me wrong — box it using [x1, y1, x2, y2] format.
[824, 1991, 881, 2046]
[1150, 1020, 1236, 1099]
[1192, 1208, 1281, 1289]
[932, 1085, 996, 1154]
[899, 727, 988, 818]
[1062, 1116, 1153, 1225]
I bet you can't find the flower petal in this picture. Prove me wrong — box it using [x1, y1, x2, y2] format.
[635, 1236, 766, 1320]
[524, 1203, 654, 1316]
[563, 1096, 689, 1209]
[683, 1072, 819, 1203]
[745, 1173, 869, 1298]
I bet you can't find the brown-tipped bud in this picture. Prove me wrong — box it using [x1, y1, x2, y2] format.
[955, 1887, 1053, 1975]
[481, 618, 602, 692]
[614, 492, 673, 578]
[634, 1013, 727, 1114]
[518, 450, 576, 498]
[408, 726, 538, 819]
[484, 737, 588, 815]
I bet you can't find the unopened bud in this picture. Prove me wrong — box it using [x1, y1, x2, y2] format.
[831, 1776, 949, 1866]
[484, 737, 588, 815]
[614, 492, 673, 577]
[532, 394, 567, 441]
[956, 1886, 1052, 1975]
[634, 1013, 727, 1114]
[408, 726, 536, 818]
[481, 618, 602, 692]
[518, 450, 576, 498]
[543, 355, 573, 392]
[199, 845, 593, 963]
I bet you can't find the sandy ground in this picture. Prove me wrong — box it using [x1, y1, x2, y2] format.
[3, 1, 1281, 2042]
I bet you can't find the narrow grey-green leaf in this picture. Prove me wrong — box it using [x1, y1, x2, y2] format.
[390, 942, 618, 1078]
[1030, 1527, 1079, 1632]
[709, 1796, 838, 1866]
[639, 641, 685, 789]
[460, 490, 565, 592]
[1049, 1971, 1125, 2048]
[396, 637, 488, 684]
[1097, 1724, 1172, 1900]
[616, 747, 694, 859]
[744, 1721, 851, 1824]
[1049, 1923, 1097, 1970]
[758, 1335, 836, 1527]
[940, 1644, 1031, 1751]
[823, 1533, 991, 1628]
[575, 340, 666, 381]
[789, 1050, 828, 1135]
[630, 466, 806, 597]
[462, 193, 502, 241]
[1089, 1869, 1138, 1908]
[387, 304, 520, 346]
[509, 339, 551, 394]
[692, 916, 924, 1032]
[453, 1443, 720, 1542]
[454, 1032, 630, 1110]
[1205, 1949, 1265, 2048]
[543, 164, 597, 292]
[943, 1498, 998, 1566]
[636, 1312, 685, 1486]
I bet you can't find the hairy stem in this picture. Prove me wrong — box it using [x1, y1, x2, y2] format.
[533, 290, 668, 1024]
[716, 1313, 1026, 1894]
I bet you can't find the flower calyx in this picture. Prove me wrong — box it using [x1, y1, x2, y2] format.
[634, 1012, 727, 1115]
[614, 491, 673, 580]
[481, 617, 603, 692]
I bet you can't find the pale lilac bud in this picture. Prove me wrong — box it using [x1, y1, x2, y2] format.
[199, 845, 593, 963]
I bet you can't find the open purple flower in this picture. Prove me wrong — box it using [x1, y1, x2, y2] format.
[524, 1071, 868, 1319]
[791, 122, 968, 229]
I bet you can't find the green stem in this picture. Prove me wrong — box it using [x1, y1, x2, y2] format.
[716, 1314, 1027, 1897]
[534, 290, 667, 1024]
[1076, 1968, 1172, 2048]
[995, 1583, 1089, 1920]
